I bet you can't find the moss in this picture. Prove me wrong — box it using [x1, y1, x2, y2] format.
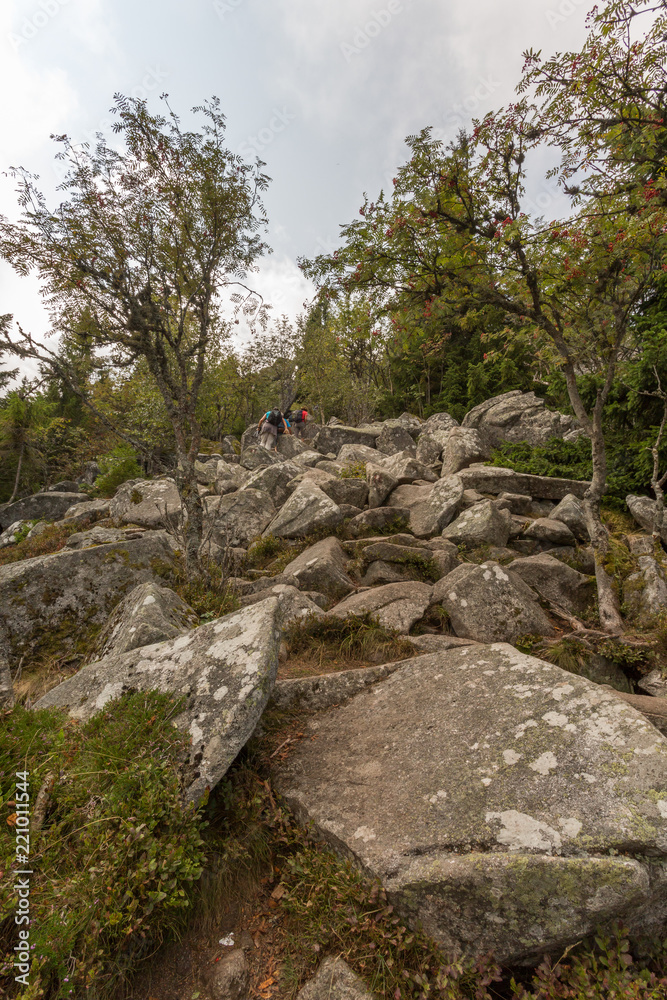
[130, 488, 144, 504]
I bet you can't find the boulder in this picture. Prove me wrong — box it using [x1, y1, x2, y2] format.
[205, 948, 249, 1000]
[273, 643, 667, 965]
[328, 582, 433, 634]
[296, 957, 376, 1000]
[214, 461, 250, 496]
[638, 670, 667, 698]
[366, 463, 398, 508]
[441, 427, 490, 476]
[495, 492, 534, 515]
[385, 483, 434, 509]
[240, 445, 283, 471]
[221, 434, 241, 456]
[36, 597, 281, 804]
[627, 494, 667, 545]
[337, 443, 380, 466]
[462, 390, 580, 447]
[442, 500, 511, 549]
[458, 465, 590, 501]
[523, 517, 576, 546]
[509, 553, 595, 616]
[194, 459, 219, 485]
[551, 494, 589, 542]
[293, 450, 326, 468]
[265, 482, 343, 539]
[0, 531, 178, 661]
[281, 537, 355, 600]
[240, 460, 302, 508]
[109, 478, 181, 528]
[346, 508, 410, 537]
[381, 453, 437, 485]
[320, 477, 369, 509]
[0, 520, 29, 548]
[376, 423, 416, 456]
[62, 498, 111, 526]
[0, 491, 89, 531]
[314, 425, 379, 456]
[623, 555, 667, 621]
[65, 526, 141, 549]
[316, 459, 346, 476]
[435, 561, 554, 642]
[276, 434, 310, 459]
[415, 427, 453, 466]
[409, 475, 464, 539]
[424, 411, 459, 432]
[78, 460, 101, 485]
[204, 489, 275, 549]
[46, 480, 80, 493]
[239, 583, 325, 625]
[92, 581, 198, 660]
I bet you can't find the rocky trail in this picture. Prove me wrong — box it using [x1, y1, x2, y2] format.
[3, 390, 667, 999]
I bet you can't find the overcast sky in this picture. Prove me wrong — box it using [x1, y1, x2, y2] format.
[0, 0, 592, 376]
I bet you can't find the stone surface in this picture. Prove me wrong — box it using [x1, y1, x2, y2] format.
[293, 449, 328, 468]
[281, 537, 354, 600]
[523, 517, 576, 547]
[273, 663, 404, 713]
[241, 445, 283, 471]
[328, 582, 433, 634]
[462, 390, 580, 447]
[315, 425, 379, 456]
[442, 500, 511, 549]
[551, 494, 589, 542]
[458, 465, 590, 500]
[273, 643, 667, 965]
[337, 443, 381, 466]
[441, 427, 490, 476]
[109, 478, 181, 529]
[424, 411, 459, 432]
[320, 477, 369, 509]
[415, 426, 453, 466]
[0, 531, 178, 661]
[206, 948, 249, 1000]
[627, 494, 667, 545]
[276, 433, 310, 460]
[435, 561, 554, 642]
[409, 475, 464, 539]
[376, 423, 416, 456]
[381, 453, 437, 485]
[65, 526, 141, 549]
[296, 957, 376, 1000]
[365, 463, 398, 508]
[346, 508, 410, 537]
[238, 583, 325, 625]
[638, 669, 667, 698]
[0, 491, 89, 531]
[204, 489, 275, 549]
[509, 553, 595, 616]
[623, 555, 667, 621]
[91, 581, 198, 661]
[36, 597, 281, 804]
[61, 498, 111, 526]
[386, 483, 434, 509]
[265, 482, 343, 539]
[240, 460, 302, 508]
[0, 520, 29, 548]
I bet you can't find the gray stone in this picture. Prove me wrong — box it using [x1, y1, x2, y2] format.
[194, 459, 219, 486]
[551, 494, 589, 541]
[459, 465, 590, 500]
[273, 643, 667, 965]
[276, 433, 310, 459]
[281, 537, 354, 600]
[78, 460, 101, 485]
[462, 390, 580, 447]
[293, 449, 327, 468]
[273, 663, 404, 714]
[296, 956, 376, 1000]
[435, 561, 554, 642]
[0, 520, 29, 548]
[0, 531, 178, 662]
[36, 597, 282, 804]
[206, 948, 249, 1000]
[441, 427, 490, 475]
[46, 480, 80, 493]
[239, 583, 324, 625]
[638, 670, 667, 698]
[287, 468, 336, 493]
[360, 541, 433, 571]
[366, 463, 398, 508]
[409, 475, 464, 539]
[523, 518, 576, 546]
[381, 453, 437, 485]
[0, 627, 13, 708]
[376, 423, 416, 456]
[627, 494, 667, 545]
[65, 526, 140, 549]
[240, 460, 302, 508]
[442, 500, 511, 549]
[407, 634, 476, 653]
[315, 425, 379, 456]
[543, 546, 596, 575]
[416, 427, 453, 466]
[320, 477, 369, 509]
[316, 460, 346, 476]
[92, 582, 198, 660]
[265, 482, 343, 539]
[361, 561, 408, 585]
[109, 478, 181, 529]
[424, 411, 459, 432]
[385, 483, 434, 509]
[337, 443, 380, 466]
[204, 489, 275, 549]
[509, 553, 595, 616]
[346, 507, 410, 537]
[0, 491, 89, 531]
[61, 498, 111, 526]
[623, 555, 667, 621]
[241, 445, 283, 470]
[495, 492, 534, 515]
[328, 582, 433, 634]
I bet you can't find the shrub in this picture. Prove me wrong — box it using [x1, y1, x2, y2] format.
[94, 445, 143, 498]
[284, 612, 414, 661]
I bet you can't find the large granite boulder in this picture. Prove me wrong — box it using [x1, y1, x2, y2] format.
[240, 445, 283, 471]
[315, 425, 379, 456]
[0, 491, 89, 531]
[319, 477, 369, 509]
[386, 483, 434, 509]
[276, 433, 310, 459]
[435, 561, 554, 642]
[91, 581, 198, 661]
[109, 478, 181, 528]
[0, 531, 178, 661]
[623, 554, 667, 621]
[337, 443, 381, 466]
[376, 423, 416, 457]
[281, 537, 355, 600]
[551, 493, 589, 542]
[273, 643, 667, 965]
[509, 553, 595, 616]
[328, 582, 433, 633]
[424, 412, 459, 432]
[264, 482, 343, 539]
[0, 521, 29, 548]
[204, 489, 275, 549]
[366, 463, 398, 508]
[441, 427, 490, 476]
[296, 957, 376, 1000]
[415, 426, 453, 466]
[627, 494, 667, 545]
[240, 460, 302, 508]
[346, 508, 410, 537]
[523, 517, 576, 547]
[458, 465, 590, 501]
[442, 500, 511, 549]
[62, 498, 111, 526]
[36, 597, 282, 804]
[462, 390, 580, 447]
[409, 475, 463, 539]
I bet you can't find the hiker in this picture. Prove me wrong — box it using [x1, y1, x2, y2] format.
[257, 408, 291, 451]
[285, 407, 309, 438]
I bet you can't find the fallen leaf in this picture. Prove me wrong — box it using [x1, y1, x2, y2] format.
[270, 884, 286, 900]
[6, 814, 16, 826]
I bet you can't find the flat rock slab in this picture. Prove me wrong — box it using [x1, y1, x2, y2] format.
[0, 491, 89, 531]
[109, 479, 182, 528]
[0, 531, 178, 661]
[91, 581, 198, 661]
[328, 582, 433, 634]
[36, 597, 282, 804]
[274, 643, 667, 964]
[458, 465, 590, 501]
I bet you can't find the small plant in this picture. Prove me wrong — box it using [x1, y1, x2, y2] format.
[93, 445, 143, 498]
[339, 461, 367, 479]
[284, 612, 414, 662]
[173, 562, 240, 622]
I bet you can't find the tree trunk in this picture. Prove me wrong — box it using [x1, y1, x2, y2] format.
[8, 442, 24, 504]
[173, 422, 205, 581]
[582, 420, 624, 633]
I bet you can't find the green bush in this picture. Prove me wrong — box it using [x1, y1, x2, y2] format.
[0, 692, 206, 999]
[93, 445, 143, 498]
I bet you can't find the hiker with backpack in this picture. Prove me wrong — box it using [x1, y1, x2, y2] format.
[285, 407, 309, 438]
[257, 408, 291, 451]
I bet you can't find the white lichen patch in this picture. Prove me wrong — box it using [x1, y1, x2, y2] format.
[542, 711, 569, 728]
[481, 777, 492, 786]
[514, 719, 538, 738]
[142, 594, 156, 606]
[550, 683, 575, 701]
[214, 685, 229, 701]
[657, 801, 667, 818]
[529, 752, 558, 775]
[428, 789, 448, 804]
[503, 749, 522, 765]
[353, 826, 377, 842]
[558, 817, 582, 838]
[94, 682, 124, 710]
[486, 810, 561, 852]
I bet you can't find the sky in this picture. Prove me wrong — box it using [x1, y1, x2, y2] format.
[0, 0, 593, 378]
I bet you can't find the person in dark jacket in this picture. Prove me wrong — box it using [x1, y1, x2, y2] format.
[257, 408, 291, 451]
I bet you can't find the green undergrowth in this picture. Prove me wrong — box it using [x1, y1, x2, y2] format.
[0, 521, 84, 567]
[339, 461, 367, 479]
[171, 561, 240, 623]
[284, 611, 415, 662]
[0, 692, 206, 1000]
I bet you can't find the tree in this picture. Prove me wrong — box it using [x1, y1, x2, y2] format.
[0, 94, 270, 573]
